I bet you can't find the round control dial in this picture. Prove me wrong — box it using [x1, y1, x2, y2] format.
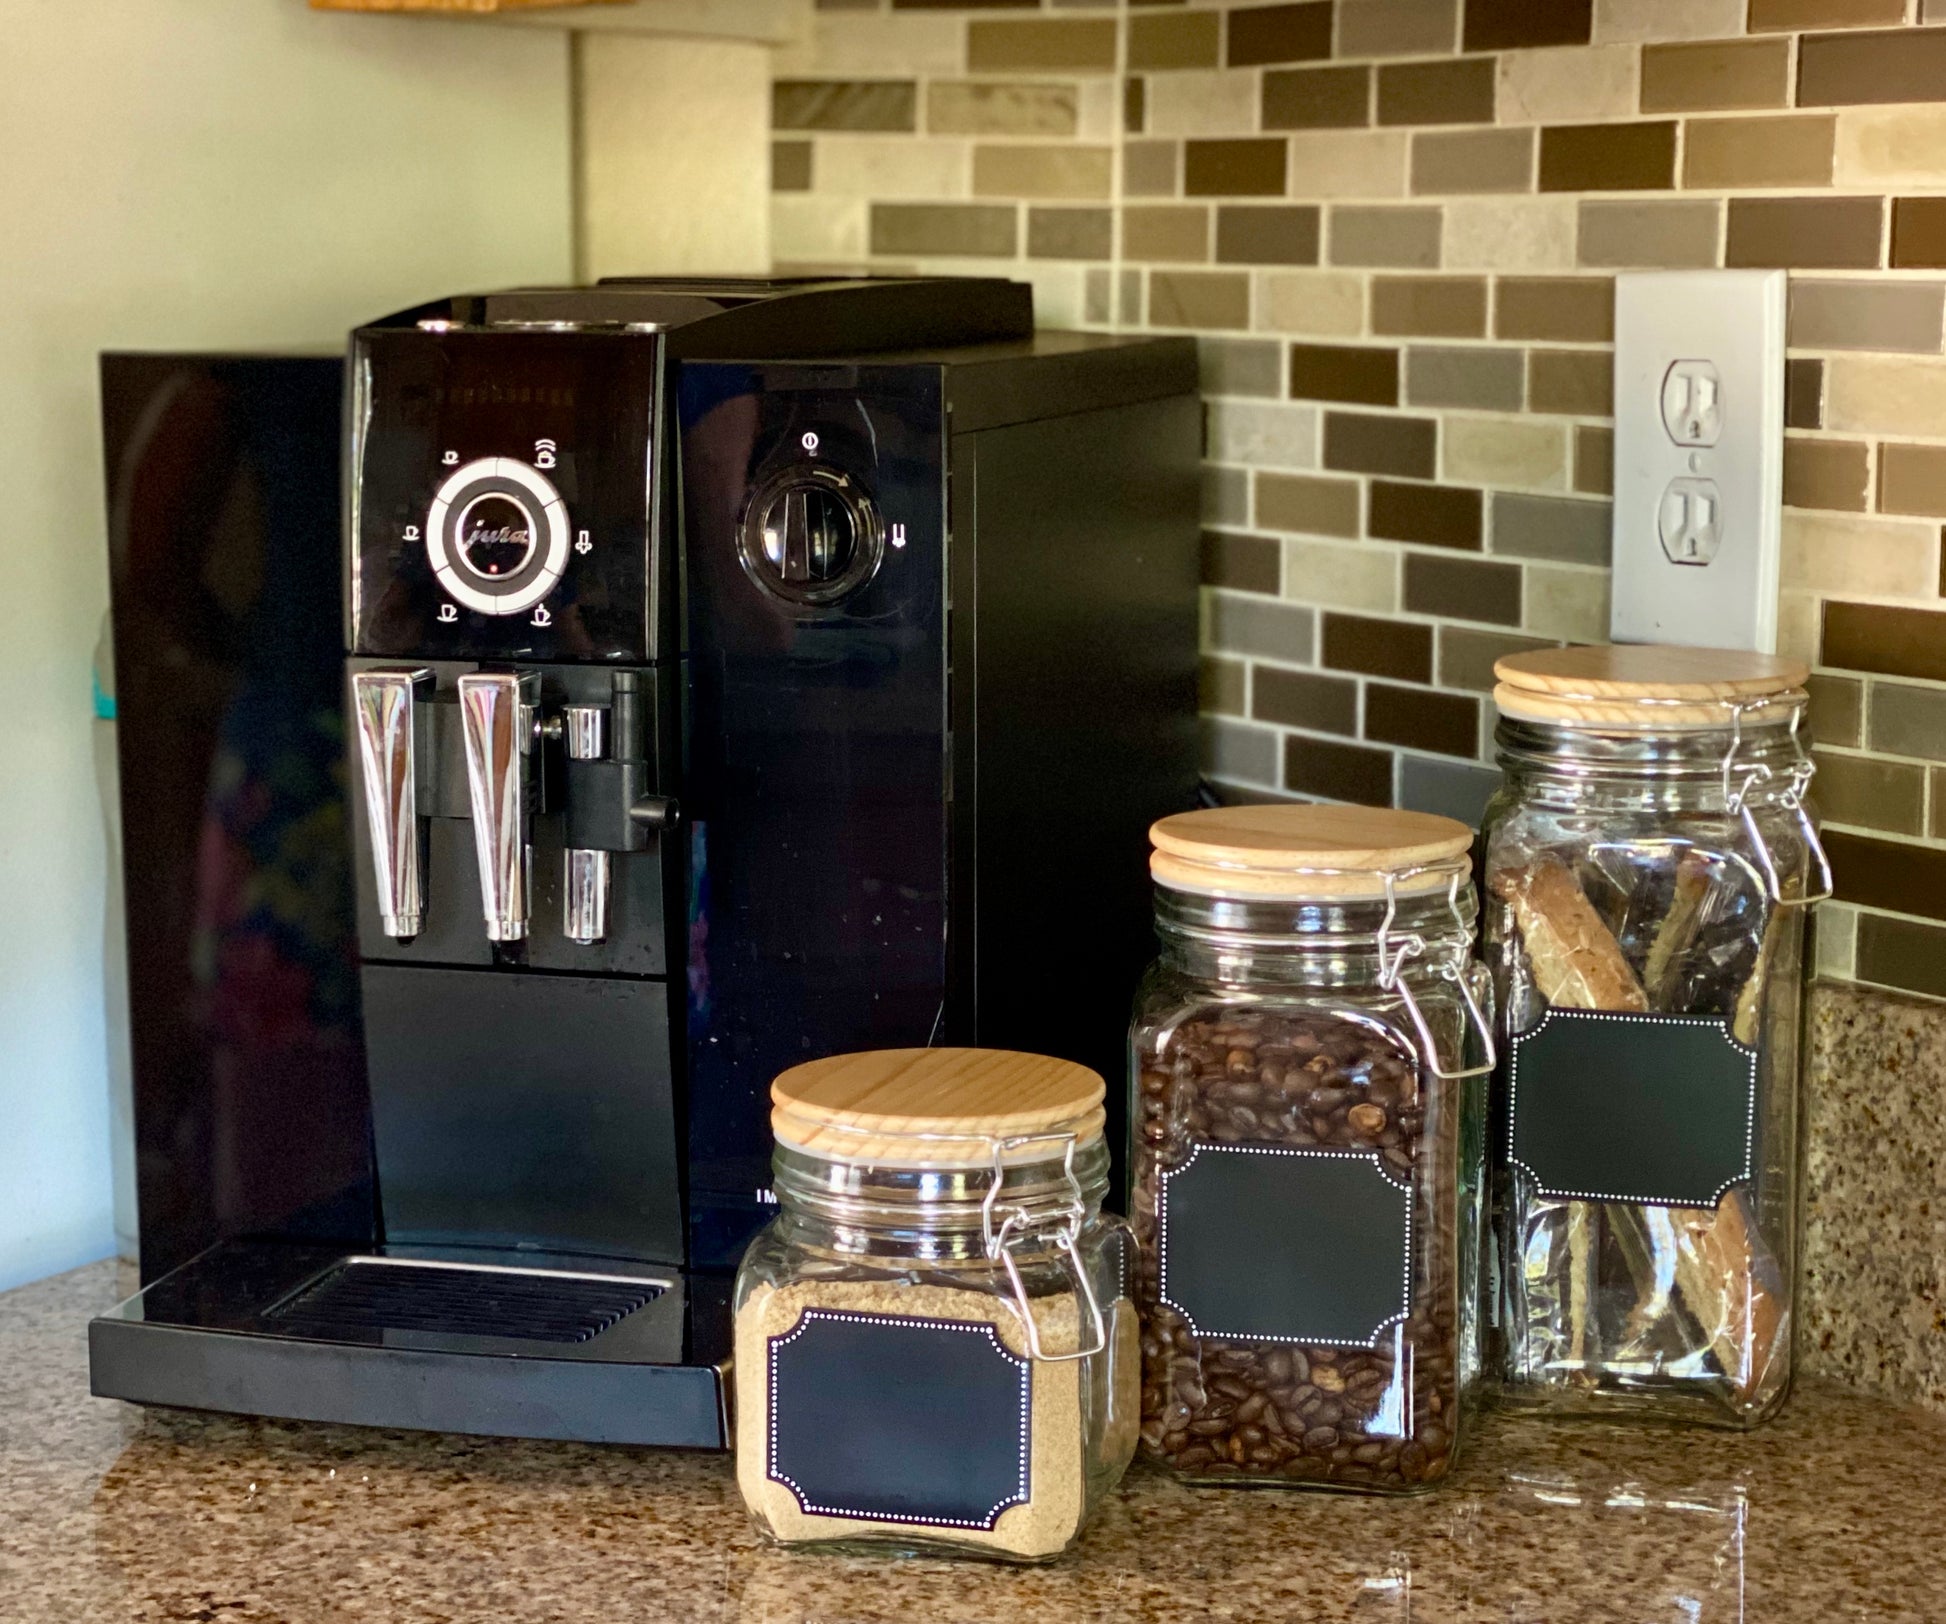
[425, 457, 570, 617]
[736, 465, 883, 606]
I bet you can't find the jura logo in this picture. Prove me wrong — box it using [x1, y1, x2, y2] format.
[465, 523, 531, 548]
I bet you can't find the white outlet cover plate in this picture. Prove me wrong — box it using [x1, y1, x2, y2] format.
[1611, 269, 1786, 654]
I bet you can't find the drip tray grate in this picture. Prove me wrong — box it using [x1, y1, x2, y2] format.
[264, 1260, 661, 1344]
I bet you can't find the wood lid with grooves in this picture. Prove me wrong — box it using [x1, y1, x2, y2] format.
[771, 1047, 1106, 1169]
[1494, 645, 1810, 729]
[1149, 804, 1474, 899]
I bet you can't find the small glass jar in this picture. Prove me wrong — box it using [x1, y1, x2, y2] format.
[1129, 805, 1494, 1492]
[733, 1047, 1139, 1562]
[1480, 646, 1830, 1427]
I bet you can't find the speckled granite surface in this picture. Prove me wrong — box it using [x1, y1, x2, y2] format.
[7, 1261, 1946, 1622]
[1803, 980, 1946, 1413]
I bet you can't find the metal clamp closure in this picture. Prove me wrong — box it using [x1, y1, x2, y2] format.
[980, 1132, 1107, 1365]
[1721, 697, 1833, 906]
[1374, 867, 1497, 1081]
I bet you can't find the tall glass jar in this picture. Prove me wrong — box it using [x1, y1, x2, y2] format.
[1129, 805, 1494, 1492]
[733, 1048, 1139, 1562]
[1480, 647, 1830, 1427]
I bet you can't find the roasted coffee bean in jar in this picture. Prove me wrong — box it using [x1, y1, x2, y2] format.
[1481, 647, 1828, 1428]
[1128, 806, 1494, 1492]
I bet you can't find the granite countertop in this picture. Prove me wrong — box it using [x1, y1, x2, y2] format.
[5, 1263, 1944, 1622]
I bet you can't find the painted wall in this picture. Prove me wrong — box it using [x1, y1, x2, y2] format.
[0, 0, 574, 1290]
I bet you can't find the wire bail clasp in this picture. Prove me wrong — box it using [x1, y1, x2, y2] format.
[1376, 866, 1497, 1080]
[1721, 696, 1833, 906]
[980, 1131, 1107, 1364]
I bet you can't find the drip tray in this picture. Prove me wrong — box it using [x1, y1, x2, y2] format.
[266, 1259, 661, 1345]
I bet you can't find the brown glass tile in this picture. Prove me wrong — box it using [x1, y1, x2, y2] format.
[1789, 280, 1944, 353]
[1751, 0, 1905, 30]
[1201, 654, 1247, 714]
[1822, 599, 1946, 681]
[1725, 197, 1884, 270]
[1879, 443, 1946, 517]
[1784, 437, 1871, 512]
[974, 145, 1114, 200]
[1322, 612, 1435, 682]
[1289, 343, 1401, 406]
[1263, 66, 1373, 130]
[1372, 275, 1488, 337]
[771, 140, 812, 193]
[1404, 346, 1525, 411]
[1184, 138, 1289, 198]
[1786, 357, 1825, 430]
[1799, 27, 1946, 107]
[1811, 749, 1928, 834]
[1339, 0, 1459, 58]
[1369, 479, 1483, 550]
[1203, 338, 1285, 397]
[1891, 198, 1946, 269]
[1126, 76, 1146, 135]
[1323, 410, 1439, 478]
[1640, 40, 1790, 113]
[1284, 735, 1396, 803]
[1329, 206, 1442, 269]
[1125, 140, 1180, 198]
[895, 0, 1037, 8]
[929, 81, 1081, 137]
[1151, 269, 1252, 328]
[1826, 829, 1946, 921]
[968, 17, 1119, 72]
[1462, 0, 1592, 51]
[1579, 201, 1722, 269]
[1539, 122, 1678, 193]
[1257, 472, 1363, 537]
[1683, 114, 1835, 189]
[1027, 207, 1114, 261]
[1120, 268, 1145, 326]
[1125, 204, 1210, 261]
[1870, 680, 1946, 762]
[1253, 667, 1359, 734]
[1376, 58, 1495, 127]
[1202, 528, 1283, 592]
[773, 81, 917, 132]
[1856, 913, 1946, 1002]
[1491, 492, 1611, 566]
[1227, 2, 1334, 67]
[1411, 128, 1534, 196]
[1574, 424, 1613, 496]
[1403, 552, 1522, 625]
[1438, 625, 1554, 692]
[1527, 349, 1613, 417]
[1365, 681, 1481, 757]
[1936, 767, 1946, 837]
[870, 203, 1017, 258]
[1806, 672, 1862, 747]
[1215, 206, 1322, 264]
[1129, 9, 1220, 68]
[1494, 277, 1613, 342]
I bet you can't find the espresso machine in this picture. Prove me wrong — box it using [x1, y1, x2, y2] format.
[90, 279, 1200, 1447]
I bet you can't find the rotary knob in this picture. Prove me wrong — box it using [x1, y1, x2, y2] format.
[425, 457, 571, 617]
[737, 466, 883, 606]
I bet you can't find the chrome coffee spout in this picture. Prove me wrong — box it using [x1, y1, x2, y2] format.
[351, 667, 433, 941]
[457, 670, 540, 942]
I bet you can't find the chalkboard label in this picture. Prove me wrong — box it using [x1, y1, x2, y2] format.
[766, 1308, 1030, 1529]
[1158, 1144, 1413, 1347]
[1507, 1008, 1756, 1209]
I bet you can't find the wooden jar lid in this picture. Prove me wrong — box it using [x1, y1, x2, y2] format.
[1149, 804, 1473, 899]
[771, 1047, 1106, 1169]
[1494, 645, 1810, 729]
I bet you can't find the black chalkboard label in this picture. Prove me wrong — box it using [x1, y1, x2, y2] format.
[1507, 1008, 1757, 1209]
[1157, 1144, 1413, 1347]
[766, 1308, 1030, 1529]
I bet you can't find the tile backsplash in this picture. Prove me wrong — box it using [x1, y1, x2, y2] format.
[769, 0, 1946, 1007]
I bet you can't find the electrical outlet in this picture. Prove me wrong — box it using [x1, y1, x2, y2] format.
[1611, 271, 1786, 653]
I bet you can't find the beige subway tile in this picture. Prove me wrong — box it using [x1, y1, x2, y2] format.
[1878, 441, 1946, 516]
[968, 18, 1118, 74]
[1077, 79, 1119, 143]
[776, 13, 964, 78]
[1528, 348, 1614, 416]
[1152, 268, 1253, 329]
[1495, 276, 1614, 341]
[1285, 130, 1412, 198]
[1372, 274, 1488, 336]
[1781, 511, 1939, 596]
[1146, 70, 1262, 138]
[1524, 564, 1610, 640]
[1835, 107, 1946, 189]
[1259, 270, 1368, 334]
[1283, 537, 1400, 612]
[1639, 39, 1790, 114]
[1826, 356, 1946, 436]
[1790, 281, 1944, 353]
[1783, 437, 1872, 511]
[773, 195, 869, 263]
[1496, 44, 1638, 125]
[1207, 399, 1322, 466]
[1328, 205, 1443, 268]
[1125, 140, 1179, 198]
[1406, 345, 1525, 410]
[1128, 8, 1221, 71]
[973, 144, 1113, 200]
[1124, 204, 1211, 263]
[928, 82, 1078, 139]
[813, 137, 968, 199]
[1808, 749, 1927, 835]
[1411, 128, 1534, 195]
[1683, 114, 1835, 190]
[1574, 424, 1614, 494]
[1445, 197, 1578, 271]
[1443, 415, 1569, 489]
[1775, 591, 1819, 662]
[1257, 472, 1363, 537]
[1592, 0, 1744, 42]
[1018, 262, 1089, 327]
[1218, 206, 1325, 265]
[1578, 200, 1722, 268]
[1750, 0, 1904, 29]
[1337, 0, 1459, 58]
[1028, 208, 1113, 263]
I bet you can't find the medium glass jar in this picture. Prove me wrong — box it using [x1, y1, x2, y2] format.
[1480, 646, 1830, 1427]
[733, 1047, 1139, 1562]
[1129, 805, 1494, 1492]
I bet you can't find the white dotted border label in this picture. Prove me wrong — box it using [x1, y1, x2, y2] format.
[765, 1307, 1031, 1530]
[1157, 1142, 1414, 1349]
[1506, 1007, 1757, 1207]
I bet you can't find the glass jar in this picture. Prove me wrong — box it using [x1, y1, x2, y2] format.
[1480, 646, 1830, 1427]
[733, 1047, 1139, 1562]
[1129, 805, 1494, 1492]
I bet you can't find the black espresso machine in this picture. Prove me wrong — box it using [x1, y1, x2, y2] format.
[89, 278, 1200, 1447]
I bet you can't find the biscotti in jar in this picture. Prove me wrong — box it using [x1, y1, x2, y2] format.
[1480, 645, 1829, 1426]
[1128, 805, 1494, 1492]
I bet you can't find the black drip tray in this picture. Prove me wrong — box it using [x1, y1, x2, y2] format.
[264, 1260, 662, 1345]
